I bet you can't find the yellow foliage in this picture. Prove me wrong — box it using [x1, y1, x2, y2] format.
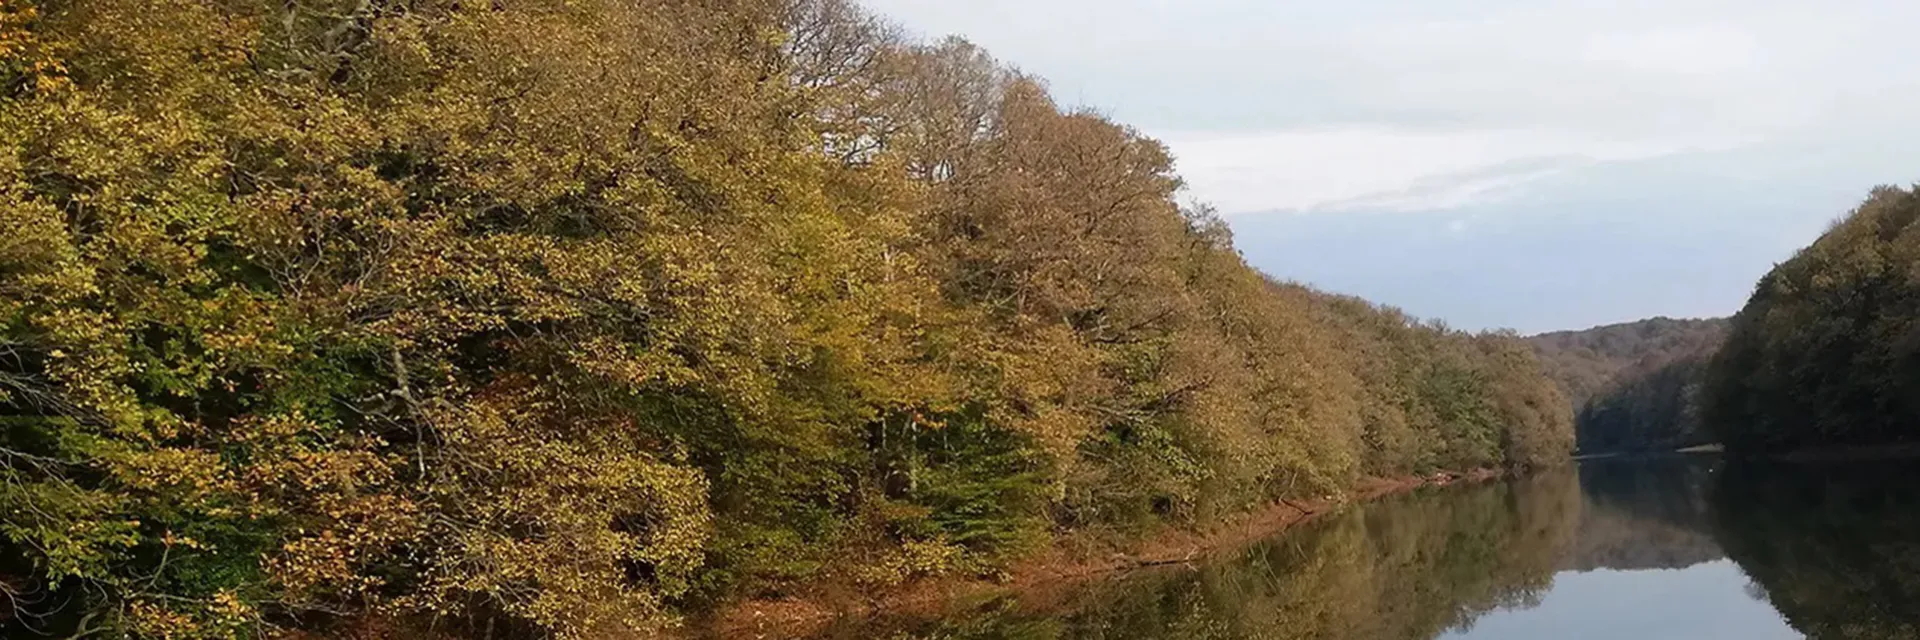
[0, 0, 1571, 637]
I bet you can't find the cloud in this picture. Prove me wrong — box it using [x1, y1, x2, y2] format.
[1155, 127, 1710, 214]
[864, 0, 1920, 214]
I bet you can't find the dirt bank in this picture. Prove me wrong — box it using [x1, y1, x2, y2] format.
[696, 467, 1506, 639]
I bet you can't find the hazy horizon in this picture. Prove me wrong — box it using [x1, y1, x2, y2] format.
[862, 0, 1920, 334]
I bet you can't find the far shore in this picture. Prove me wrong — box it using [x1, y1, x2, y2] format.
[1750, 442, 1920, 463]
[1572, 443, 1723, 461]
[1573, 442, 1920, 463]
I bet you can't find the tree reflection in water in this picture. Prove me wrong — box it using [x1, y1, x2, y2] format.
[1712, 460, 1920, 640]
[807, 471, 1581, 640]
[800, 456, 1920, 640]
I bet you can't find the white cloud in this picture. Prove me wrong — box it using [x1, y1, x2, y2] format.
[1155, 127, 1710, 214]
[864, 0, 1920, 214]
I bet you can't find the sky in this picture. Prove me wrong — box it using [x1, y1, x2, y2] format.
[860, 0, 1920, 333]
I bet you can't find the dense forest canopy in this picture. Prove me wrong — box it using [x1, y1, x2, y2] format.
[1535, 186, 1920, 456]
[1703, 185, 1920, 452]
[0, 0, 1573, 637]
[1573, 347, 1719, 454]
[1528, 317, 1727, 408]
[1527, 318, 1726, 453]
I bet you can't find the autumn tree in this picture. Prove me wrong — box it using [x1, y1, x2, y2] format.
[1703, 185, 1920, 452]
[0, 0, 1574, 636]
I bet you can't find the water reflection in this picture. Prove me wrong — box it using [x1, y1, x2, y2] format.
[1712, 461, 1920, 639]
[800, 456, 1920, 640]
[1566, 456, 1721, 572]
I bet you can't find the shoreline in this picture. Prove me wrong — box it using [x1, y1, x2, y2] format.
[1574, 442, 1920, 464]
[1737, 442, 1920, 463]
[1571, 443, 1724, 461]
[696, 467, 1507, 639]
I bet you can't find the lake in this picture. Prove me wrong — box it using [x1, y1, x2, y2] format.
[795, 455, 1920, 640]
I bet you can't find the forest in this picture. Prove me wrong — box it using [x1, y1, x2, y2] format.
[1536, 183, 1920, 456]
[0, 0, 1576, 637]
[1527, 318, 1726, 454]
[1702, 185, 1920, 453]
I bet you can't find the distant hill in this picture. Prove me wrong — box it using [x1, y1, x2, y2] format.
[1529, 317, 1729, 407]
[1529, 317, 1729, 453]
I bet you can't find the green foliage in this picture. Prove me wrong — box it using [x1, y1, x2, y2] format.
[0, 0, 1573, 636]
[1702, 185, 1920, 452]
[1527, 317, 1728, 454]
[1575, 346, 1717, 454]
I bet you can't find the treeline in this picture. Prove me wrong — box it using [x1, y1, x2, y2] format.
[1542, 183, 1920, 455]
[1574, 344, 1719, 454]
[1703, 186, 1920, 452]
[1528, 318, 1726, 453]
[0, 0, 1570, 636]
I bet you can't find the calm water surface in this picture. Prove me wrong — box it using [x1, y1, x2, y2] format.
[801, 456, 1920, 640]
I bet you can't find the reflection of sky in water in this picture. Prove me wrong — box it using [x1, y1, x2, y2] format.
[1441, 560, 1797, 640]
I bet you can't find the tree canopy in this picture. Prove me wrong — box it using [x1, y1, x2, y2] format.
[0, 0, 1571, 636]
[1702, 185, 1920, 452]
[1529, 318, 1726, 454]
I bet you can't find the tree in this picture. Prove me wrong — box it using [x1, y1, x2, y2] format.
[0, 0, 1574, 635]
[1528, 317, 1728, 454]
[1702, 185, 1920, 452]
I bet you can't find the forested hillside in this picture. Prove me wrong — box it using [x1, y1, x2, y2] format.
[1703, 185, 1920, 452]
[0, 0, 1571, 636]
[1574, 342, 1722, 453]
[1528, 318, 1726, 453]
